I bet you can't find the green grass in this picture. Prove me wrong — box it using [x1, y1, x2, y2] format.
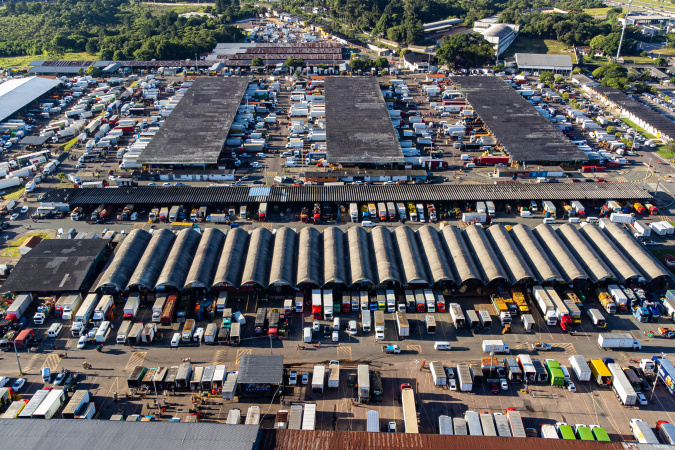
[502, 37, 577, 62]
[0, 52, 99, 69]
[583, 7, 623, 16]
[621, 118, 658, 140]
[2, 232, 52, 257]
[657, 145, 675, 159]
[654, 48, 675, 56]
[62, 137, 78, 152]
[137, 3, 209, 16]
[4, 187, 25, 201]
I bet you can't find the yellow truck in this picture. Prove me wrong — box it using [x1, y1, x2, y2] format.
[595, 288, 616, 314]
[491, 294, 508, 314]
[510, 288, 529, 314]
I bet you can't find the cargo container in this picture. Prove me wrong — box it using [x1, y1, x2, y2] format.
[302, 403, 316, 430]
[288, 404, 303, 430]
[480, 413, 497, 436]
[631, 418, 659, 444]
[32, 388, 65, 419]
[569, 355, 592, 382]
[507, 409, 526, 438]
[607, 362, 636, 406]
[366, 409, 380, 433]
[658, 421, 675, 445]
[454, 417, 468, 435]
[465, 411, 482, 436]
[396, 311, 410, 338]
[494, 413, 511, 437]
[542, 424, 559, 439]
[439, 415, 453, 435]
[401, 384, 418, 434]
[5, 293, 32, 322]
[312, 365, 325, 393]
[429, 361, 446, 386]
[457, 363, 473, 392]
[598, 332, 641, 349]
[62, 390, 90, 419]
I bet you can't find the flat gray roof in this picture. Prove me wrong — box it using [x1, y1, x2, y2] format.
[137, 77, 248, 165]
[324, 77, 403, 164]
[514, 53, 573, 70]
[452, 77, 587, 162]
[0, 76, 61, 122]
[238, 354, 283, 384]
[0, 419, 260, 450]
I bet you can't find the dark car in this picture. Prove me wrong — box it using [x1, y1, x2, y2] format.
[323, 325, 331, 338]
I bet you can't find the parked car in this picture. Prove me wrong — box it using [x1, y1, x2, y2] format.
[289, 371, 297, 386]
[54, 370, 68, 386]
[12, 378, 26, 392]
[20, 206, 28, 214]
[637, 392, 648, 405]
[531, 342, 552, 351]
[301, 373, 309, 385]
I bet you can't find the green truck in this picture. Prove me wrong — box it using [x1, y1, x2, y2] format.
[545, 359, 565, 386]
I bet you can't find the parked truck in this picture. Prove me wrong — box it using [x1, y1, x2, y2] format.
[506, 409, 526, 438]
[61, 292, 83, 321]
[5, 293, 32, 322]
[449, 303, 465, 328]
[323, 290, 334, 321]
[71, 293, 98, 337]
[568, 355, 592, 382]
[631, 419, 659, 444]
[457, 363, 473, 392]
[596, 288, 616, 314]
[598, 332, 641, 350]
[608, 362, 637, 406]
[396, 311, 409, 338]
[92, 294, 114, 327]
[312, 365, 325, 393]
[401, 384, 418, 434]
[33, 300, 54, 325]
[160, 293, 178, 325]
[358, 365, 370, 403]
[123, 293, 140, 320]
[607, 285, 628, 313]
[151, 294, 167, 323]
[546, 287, 572, 331]
[374, 310, 385, 340]
[533, 286, 557, 326]
[482, 340, 510, 354]
[328, 360, 340, 389]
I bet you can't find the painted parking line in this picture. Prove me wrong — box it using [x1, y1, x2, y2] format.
[21, 353, 42, 375]
[124, 351, 147, 372]
[213, 349, 227, 366]
[42, 353, 62, 372]
[236, 349, 252, 366]
[337, 345, 352, 362]
[407, 344, 422, 355]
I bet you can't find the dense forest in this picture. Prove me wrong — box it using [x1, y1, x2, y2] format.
[0, 0, 251, 59]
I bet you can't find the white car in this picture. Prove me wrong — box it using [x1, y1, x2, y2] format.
[448, 379, 457, 390]
[20, 206, 28, 214]
[163, 182, 172, 187]
[130, 212, 138, 221]
[251, 162, 263, 168]
[289, 371, 297, 385]
[637, 392, 648, 405]
[77, 336, 87, 349]
[0, 376, 9, 387]
[567, 381, 576, 392]
[500, 378, 508, 390]
[9, 213, 19, 220]
[12, 378, 25, 392]
[256, 153, 268, 158]
[301, 372, 309, 385]
[239, 153, 252, 158]
[312, 321, 320, 332]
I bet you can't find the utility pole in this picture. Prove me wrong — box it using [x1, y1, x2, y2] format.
[14, 342, 22, 376]
[617, 1, 633, 61]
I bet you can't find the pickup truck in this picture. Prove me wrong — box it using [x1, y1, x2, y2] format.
[531, 342, 552, 351]
[382, 344, 401, 354]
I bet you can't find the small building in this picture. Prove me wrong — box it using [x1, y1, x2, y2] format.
[236, 355, 283, 397]
[403, 52, 430, 73]
[514, 53, 573, 75]
[19, 236, 43, 256]
[476, 24, 519, 57]
[571, 74, 600, 88]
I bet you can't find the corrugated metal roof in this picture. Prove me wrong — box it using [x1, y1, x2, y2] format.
[0, 76, 61, 122]
[0, 419, 260, 450]
[578, 224, 641, 283]
[95, 229, 151, 292]
[394, 226, 428, 285]
[185, 228, 225, 289]
[371, 226, 402, 285]
[602, 223, 673, 282]
[126, 229, 177, 290]
[241, 227, 273, 287]
[268, 227, 298, 287]
[532, 224, 588, 283]
[237, 354, 283, 385]
[40, 183, 652, 206]
[297, 227, 323, 286]
[347, 227, 374, 286]
[324, 227, 347, 285]
[213, 227, 249, 287]
[485, 225, 535, 284]
[463, 225, 508, 284]
[155, 228, 201, 290]
[417, 226, 456, 285]
[555, 224, 614, 283]
[509, 224, 562, 283]
[439, 225, 482, 284]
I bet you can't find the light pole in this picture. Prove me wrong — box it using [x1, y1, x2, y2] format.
[13, 342, 22, 376]
[650, 352, 666, 401]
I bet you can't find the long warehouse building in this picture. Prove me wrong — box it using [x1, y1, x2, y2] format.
[75, 223, 672, 296]
[38, 183, 651, 207]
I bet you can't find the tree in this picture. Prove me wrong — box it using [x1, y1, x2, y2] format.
[539, 71, 555, 84]
[85, 39, 98, 56]
[251, 57, 263, 67]
[436, 33, 494, 70]
[562, 92, 570, 100]
[284, 57, 294, 68]
[85, 66, 101, 77]
[615, 132, 623, 140]
[655, 57, 667, 66]
[555, 76, 565, 84]
[493, 64, 506, 72]
[572, 67, 582, 74]
[374, 57, 389, 69]
[100, 48, 114, 60]
[606, 126, 615, 133]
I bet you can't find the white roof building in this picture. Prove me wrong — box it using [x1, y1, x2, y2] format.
[0, 76, 61, 122]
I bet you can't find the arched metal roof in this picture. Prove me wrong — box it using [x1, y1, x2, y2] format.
[578, 224, 641, 283]
[532, 224, 588, 283]
[297, 227, 323, 286]
[96, 229, 151, 292]
[417, 226, 456, 285]
[393, 226, 428, 285]
[555, 224, 614, 283]
[241, 227, 274, 287]
[268, 227, 298, 287]
[509, 224, 561, 283]
[463, 225, 508, 284]
[156, 228, 202, 290]
[213, 227, 249, 287]
[324, 227, 347, 286]
[602, 222, 673, 282]
[184, 228, 226, 289]
[439, 225, 482, 284]
[485, 225, 535, 285]
[371, 226, 401, 285]
[347, 226, 374, 286]
[126, 229, 176, 291]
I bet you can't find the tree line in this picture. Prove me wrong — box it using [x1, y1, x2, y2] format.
[0, 0, 249, 59]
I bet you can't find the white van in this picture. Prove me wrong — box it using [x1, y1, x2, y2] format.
[460, 154, 471, 161]
[303, 327, 312, 343]
[520, 210, 533, 218]
[347, 320, 357, 336]
[42, 367, 51, 383]
[543, 218, 556, 224]
[434, 341, 452, 351]
[233, 311, 246, 325]
[48, 323, 63, 338]
[568, 217, 581, 223]
[529, 201, 538, 211]
[171, 332, 180, 347]
[362, 220, 375, 227]
[586, 217, 599, 223]
[333, 317, 340, 331]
